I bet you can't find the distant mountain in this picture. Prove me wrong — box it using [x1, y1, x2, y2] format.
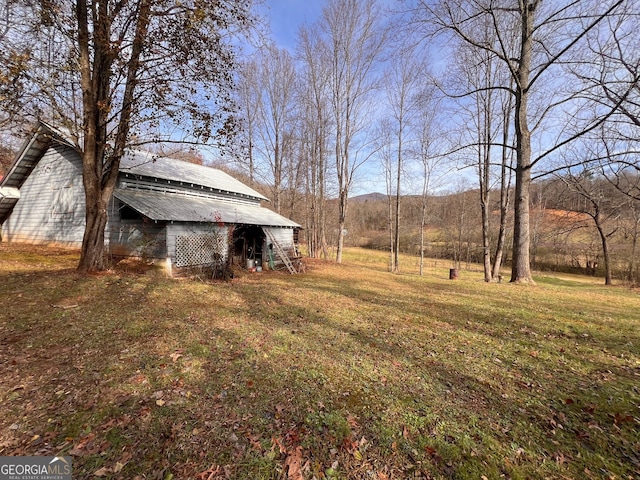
[350, 192, 388, 202]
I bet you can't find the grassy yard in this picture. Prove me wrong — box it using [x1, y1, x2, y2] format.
[0, 244, 638, 479]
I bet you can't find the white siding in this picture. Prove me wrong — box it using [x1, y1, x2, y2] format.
[263, 227, 295, 250]
[107, 198, 167, 258]
[3, 145, 85, 246]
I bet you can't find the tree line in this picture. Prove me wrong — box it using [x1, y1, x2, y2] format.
[340, 172, 640, 285]
[0, 0, 638, 281]
[230, 0, 639, 284]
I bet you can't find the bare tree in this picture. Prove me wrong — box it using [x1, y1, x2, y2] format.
[297, 24, 331, 259]
[558, 168, 622, 285]
[235, 59, 261, 184]
[2, 0, 255, 272]
[373, 118, 396, 270]
[384, 49, 425, 272]
[576, 6, 640, 201]
[251, 44, 298, 214]
[411, 0, 625, 283]
[414, 90, 446, 276]
[622, 197, 640, 283]
[318, 0, 388, 263]
[448, 33, 513, 282]
[492, 85, 515, 280]
[0, 0, 28, 131]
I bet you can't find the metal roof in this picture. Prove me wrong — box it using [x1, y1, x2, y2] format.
[0, 123, 70, 190]
[119, 150, 268, 201]
[114, 188, 300, 228]
[0, 187, 20, 224]
[2, 122, 268, 202]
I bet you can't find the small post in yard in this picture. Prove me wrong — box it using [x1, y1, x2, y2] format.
[449, 268, 458, 280]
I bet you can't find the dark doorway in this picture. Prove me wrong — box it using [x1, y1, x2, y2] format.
[232, 225, 265, 268]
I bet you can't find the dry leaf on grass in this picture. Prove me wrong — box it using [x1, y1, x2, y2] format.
[93, 467, 110, 477]
[284, 446, 303, 480]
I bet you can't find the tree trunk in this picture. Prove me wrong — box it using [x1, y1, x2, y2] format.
[479, 115, 492, 282]
[420, 202, 426, 276]
[481, 191, 492, 281]
[593, 211, 613, 285]
[511, 162, 533, 283]
[394, 135, 401, 273]
[628, 216, 639, 283]
[388, 187, 395, 272]
[78, 194, 109, 271]
[492, 91, 513, 279]
[510, 2, 536, 284]
[336, 188, 347, 263]
[492, 176, 510, 279]
[75, 0, 150, 273]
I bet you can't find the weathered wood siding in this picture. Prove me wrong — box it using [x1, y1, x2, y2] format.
[263, 227, 295, 250]
[2, 144, 86, 246]
[107, 198, 167, 258]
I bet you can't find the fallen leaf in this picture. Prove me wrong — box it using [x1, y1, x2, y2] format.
[284, 446, 304, 480]
[196, 465, 221, 480]
[94, 467, 110, 477]
[554, 451, 567, 465]
[156, 399, 166, 406]
[612, 413, 634, 425]
[347, 414, 359, 429]
[272, 436, 286, 454]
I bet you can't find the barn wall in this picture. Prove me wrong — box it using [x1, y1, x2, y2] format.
[263, 227, 295, 250]
[107, 198, 167, 258]
[2, 144, 86, 246]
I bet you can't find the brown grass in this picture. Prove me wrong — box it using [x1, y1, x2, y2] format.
[0, 244, 638, 479]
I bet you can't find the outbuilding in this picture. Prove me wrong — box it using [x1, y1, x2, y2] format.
[0, 122, 302, 274]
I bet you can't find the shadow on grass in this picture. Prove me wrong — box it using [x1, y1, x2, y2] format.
[1, 249, 638, 479]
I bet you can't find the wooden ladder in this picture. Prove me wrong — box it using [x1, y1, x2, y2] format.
[264, 230, 298, 274]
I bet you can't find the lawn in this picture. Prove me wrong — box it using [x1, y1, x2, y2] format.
[0, 244, 638, 479]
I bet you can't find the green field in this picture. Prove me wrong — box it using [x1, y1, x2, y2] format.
[0, 244, 638, 479]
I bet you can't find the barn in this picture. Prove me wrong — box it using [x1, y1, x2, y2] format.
[0, 122, 302, 274]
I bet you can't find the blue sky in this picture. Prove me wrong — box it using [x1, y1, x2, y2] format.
[259, 1, 325, 51]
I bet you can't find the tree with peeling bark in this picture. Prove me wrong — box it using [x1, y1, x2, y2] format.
[410, 0, 626, 283]
[1, 0, 255, 272]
